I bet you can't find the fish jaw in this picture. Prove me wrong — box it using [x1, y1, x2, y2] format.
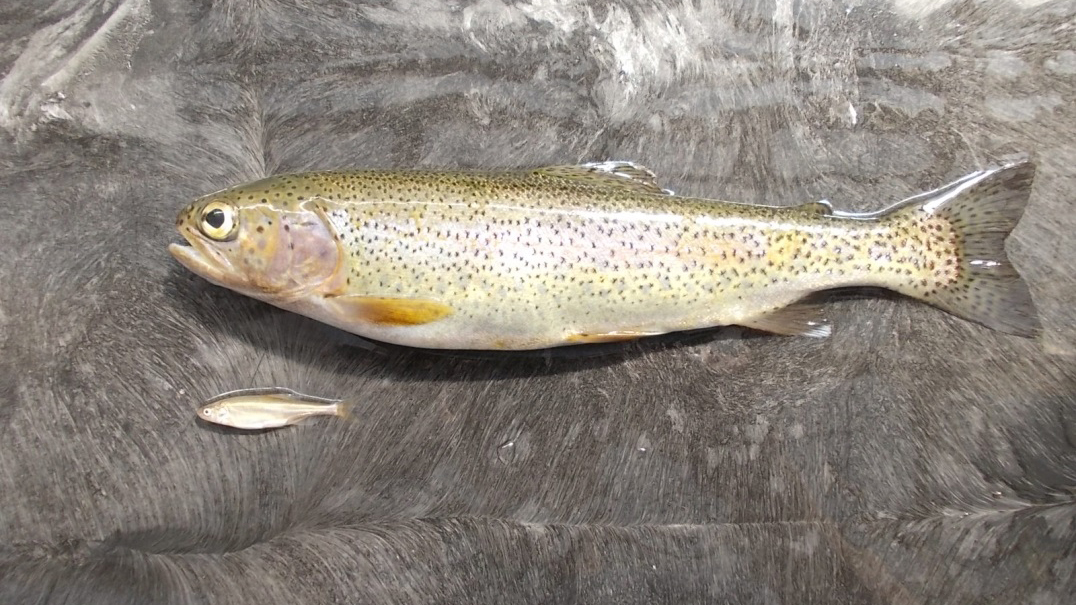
[169, 233, 303, 308]
[169, 225, 250, 291]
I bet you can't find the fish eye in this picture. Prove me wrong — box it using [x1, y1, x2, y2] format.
[205, 209, 225, 228]
[199, 202, 238, 241]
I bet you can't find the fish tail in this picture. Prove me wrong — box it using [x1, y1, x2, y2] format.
[888, 161, 1041, 337]
[334, 400, 358, 422]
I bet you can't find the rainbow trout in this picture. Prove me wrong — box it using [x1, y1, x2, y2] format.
[169, 160, 1040, 350]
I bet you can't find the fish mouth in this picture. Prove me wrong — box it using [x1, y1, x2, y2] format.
[168, 227, 244, 289]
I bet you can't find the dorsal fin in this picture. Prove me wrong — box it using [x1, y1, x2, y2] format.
[794, 200, 834, 216]
[532, 161, 672, 195]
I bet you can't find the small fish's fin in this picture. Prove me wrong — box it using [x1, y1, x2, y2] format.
[284, 411, 321, 427]
[889, 161, 1041, 337]
[325, 295, 454, 326]
[564, 329, 660, 344]
[795, 200, 834, 216]
[534, 161, 672, 195]
[333, 400, 358, 422]
[739, 302, 832, 338]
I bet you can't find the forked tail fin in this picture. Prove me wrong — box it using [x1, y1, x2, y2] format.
[889, 161, 1041, 337]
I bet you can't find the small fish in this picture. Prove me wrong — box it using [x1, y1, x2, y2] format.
[169, 160, 1041, 350]
[196, 387, 352, 430]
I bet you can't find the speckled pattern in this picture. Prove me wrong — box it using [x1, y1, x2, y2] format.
[3, 1, 1076, 603]
[172, 162, 1037, 349]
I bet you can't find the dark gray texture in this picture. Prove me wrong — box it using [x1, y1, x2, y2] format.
[1, 0, 1074, 603]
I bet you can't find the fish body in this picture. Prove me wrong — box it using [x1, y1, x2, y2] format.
[197, 388, 349, 430]
[170, 160, 1041, 350]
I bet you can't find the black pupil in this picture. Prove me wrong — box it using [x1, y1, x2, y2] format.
[204, 209, 226, 229]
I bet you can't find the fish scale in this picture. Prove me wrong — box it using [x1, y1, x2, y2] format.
[169, 160, 1040, 349]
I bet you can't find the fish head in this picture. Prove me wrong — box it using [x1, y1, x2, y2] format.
[197, 401, 230, 425]
[168, 178, 343, 300]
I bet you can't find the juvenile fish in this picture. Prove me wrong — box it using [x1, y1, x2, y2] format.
[196, 388, 352, 430]
[169, 160, 1041, 350]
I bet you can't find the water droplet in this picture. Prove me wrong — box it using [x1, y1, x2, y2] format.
[496, 439, 516, 465]
[636, 433, 652, 454]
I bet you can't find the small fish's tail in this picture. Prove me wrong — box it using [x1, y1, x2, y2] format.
[333, 400, 358, 423]
[888, 161, 1041, 337]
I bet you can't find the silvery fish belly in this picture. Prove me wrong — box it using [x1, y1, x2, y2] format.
[169, 160, 1041, 350]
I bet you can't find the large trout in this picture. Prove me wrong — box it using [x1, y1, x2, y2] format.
[169, 160, 1040, 349]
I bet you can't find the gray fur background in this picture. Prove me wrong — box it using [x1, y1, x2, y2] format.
[2, 0, 1075, 603]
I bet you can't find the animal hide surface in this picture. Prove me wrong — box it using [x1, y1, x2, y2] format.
[1, 0, 1074, 603]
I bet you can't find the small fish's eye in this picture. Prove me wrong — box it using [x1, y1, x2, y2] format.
[199, 202, 238, 241]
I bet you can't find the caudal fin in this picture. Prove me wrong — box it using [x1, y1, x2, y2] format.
[334, 400, 358, 423]
[893, 161, 1041, 337]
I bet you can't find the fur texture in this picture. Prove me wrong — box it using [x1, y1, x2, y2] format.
[1, 0, 1074, 603]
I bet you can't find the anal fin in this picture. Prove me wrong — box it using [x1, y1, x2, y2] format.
[564, 329, 659, 344]
[326, 295, 454, 326]
[739, 302, 832, 338]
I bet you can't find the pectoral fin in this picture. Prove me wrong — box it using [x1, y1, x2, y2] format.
[533, 161, 672, 195]
[326, 295, 454, 326]
[739, 303, 832, 337]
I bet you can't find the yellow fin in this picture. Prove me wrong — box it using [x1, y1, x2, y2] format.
[327, 295, 454, 326]
[533, 161, 672, 195]
[739, 302, 831, 338]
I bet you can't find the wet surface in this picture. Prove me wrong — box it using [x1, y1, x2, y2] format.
[1, 0, 1075, 603]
